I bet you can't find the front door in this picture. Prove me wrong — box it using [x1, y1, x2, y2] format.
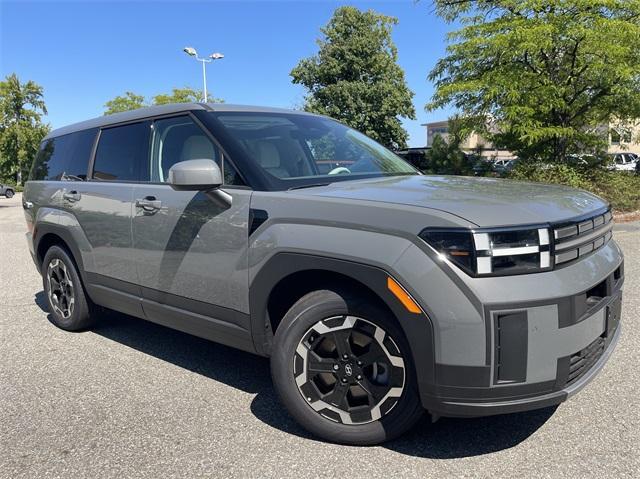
[131, 115, 251, 333]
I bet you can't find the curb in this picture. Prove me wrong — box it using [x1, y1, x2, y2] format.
[613, 210, 640, 223]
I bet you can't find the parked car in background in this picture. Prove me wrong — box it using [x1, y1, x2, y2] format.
[0, 184, 15, 198]
[394, 147, 430, 171]
[492, 158, 518, 175]
[471, 157, 494, 176]
[607, 153, 637, 172]
[563, 154, 590, 167]
[24, 103, 624, 445]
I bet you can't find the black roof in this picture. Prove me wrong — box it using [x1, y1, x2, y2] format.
[46, 103, 316, 139]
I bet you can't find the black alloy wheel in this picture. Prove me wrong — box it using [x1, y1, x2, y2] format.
[294, 315, 406, 425]
[271, 289, 423, 445]
[47, 258, 75, 319]
[42, 245, 95, 331]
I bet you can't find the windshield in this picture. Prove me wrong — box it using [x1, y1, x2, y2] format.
[211, 112, 418, 189]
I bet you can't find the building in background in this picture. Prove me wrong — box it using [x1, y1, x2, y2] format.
[607, 121, 640, 154]
[422, 120, 515, 160]
[423, 119, 640, 159]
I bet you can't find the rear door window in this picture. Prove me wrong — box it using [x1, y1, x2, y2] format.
[65, 128, 98, 180]
[93, 122, 150, 181]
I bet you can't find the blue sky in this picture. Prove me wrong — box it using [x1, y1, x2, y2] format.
[0, 0, 455, 146]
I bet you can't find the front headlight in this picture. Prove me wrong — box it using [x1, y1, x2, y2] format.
[419, 227, 551, 277]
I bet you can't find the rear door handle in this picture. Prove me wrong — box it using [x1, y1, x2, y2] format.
[62, 190, 81, 202]
[135, 196, 162, 212]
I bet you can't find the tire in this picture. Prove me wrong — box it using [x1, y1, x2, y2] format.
[271, 289, 423, 445]
[5, 189, 13, 199]
[42, 245, 95, 331]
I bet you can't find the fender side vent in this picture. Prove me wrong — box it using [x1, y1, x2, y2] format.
[493, 311, 528, 384]
[249, 209, 268, 237]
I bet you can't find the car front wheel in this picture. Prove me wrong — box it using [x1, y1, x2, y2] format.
[5, 189, 13, 198]
[271, 289, 423, 445]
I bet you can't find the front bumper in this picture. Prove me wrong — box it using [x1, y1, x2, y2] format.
[423, 314, 621, 417]
[423, 265, 623, 417]
[392, 237, 624, 417]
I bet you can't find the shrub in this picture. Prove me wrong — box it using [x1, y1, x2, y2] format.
[508, 162, 640, 212]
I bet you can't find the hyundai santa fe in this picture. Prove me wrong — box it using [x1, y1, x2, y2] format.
[23, 103, 624, 445]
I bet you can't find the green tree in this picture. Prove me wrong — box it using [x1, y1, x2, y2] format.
[424, 117, 474, 175]
[0, 74, 50, 183]
[291, 6, 416, 150]
[428, 0, 640, 161]
[153, 87, 221, 105]
[103, 91, 145, 115]
[104, 87, 222, 115]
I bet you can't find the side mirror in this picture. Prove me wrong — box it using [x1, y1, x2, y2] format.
[168, 159, 222, 191]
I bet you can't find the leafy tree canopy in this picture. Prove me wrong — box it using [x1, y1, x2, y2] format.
[103, 91, 145, 115]
[0, 73, 49, 182]
[291, 6, 416, 150]
[428, 0, 640, 161]
[153, 87, 221, 105]
[104, 87, 222, 115]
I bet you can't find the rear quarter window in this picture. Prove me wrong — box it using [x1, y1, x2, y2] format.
[29, 135, 72, 181]
[29, 129, 98, 181]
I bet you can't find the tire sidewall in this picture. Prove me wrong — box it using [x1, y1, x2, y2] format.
[5, 189, 13, 198]
[271, 289, 422, 445]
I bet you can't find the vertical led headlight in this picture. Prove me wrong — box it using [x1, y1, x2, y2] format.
[419, 230, 476, 274]
[419, 227, 552, 277]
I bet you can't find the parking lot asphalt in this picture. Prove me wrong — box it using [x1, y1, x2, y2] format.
[0, 192, 638, 479]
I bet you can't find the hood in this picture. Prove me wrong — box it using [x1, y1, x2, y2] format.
[291, 175, 608, 227]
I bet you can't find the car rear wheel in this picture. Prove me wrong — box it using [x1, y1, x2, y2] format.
[271, 289, 423, 445]
[42, 245, 95, 331]
[5, 189, 13, 198]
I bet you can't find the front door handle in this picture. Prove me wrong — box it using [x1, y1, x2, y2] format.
[135, 196, 162, 212]
[62, 190, 81, 202]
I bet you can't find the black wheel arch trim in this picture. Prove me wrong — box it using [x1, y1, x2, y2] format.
[33, 223, 87, 282]
[249, 252, 437, 398]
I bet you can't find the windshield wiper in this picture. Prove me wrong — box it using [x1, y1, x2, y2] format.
[288, 182, 332, 190]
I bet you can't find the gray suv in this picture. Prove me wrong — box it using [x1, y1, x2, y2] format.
[23, 104, 624, 445]
[1, 184, 15, 198]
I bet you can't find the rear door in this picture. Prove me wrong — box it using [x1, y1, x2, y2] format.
[67, 121, 150, 315]
[131, 115, 252, 335]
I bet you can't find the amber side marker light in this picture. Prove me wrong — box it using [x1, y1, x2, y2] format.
[387, 277, 422, 314]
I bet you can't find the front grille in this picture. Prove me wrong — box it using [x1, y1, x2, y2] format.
[566, 335, 606, 386]
[553, 210, 613, 265]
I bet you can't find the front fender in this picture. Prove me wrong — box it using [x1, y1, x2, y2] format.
[249, 251, 437, 399]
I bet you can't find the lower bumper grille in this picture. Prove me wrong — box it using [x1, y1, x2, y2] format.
[566, 335, 606, 386]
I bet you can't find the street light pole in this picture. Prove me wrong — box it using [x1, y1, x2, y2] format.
[183, 47, 224, 102]
[201, 59, 207, 102]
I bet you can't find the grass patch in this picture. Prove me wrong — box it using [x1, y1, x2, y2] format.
[508, 163, 640, 213]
